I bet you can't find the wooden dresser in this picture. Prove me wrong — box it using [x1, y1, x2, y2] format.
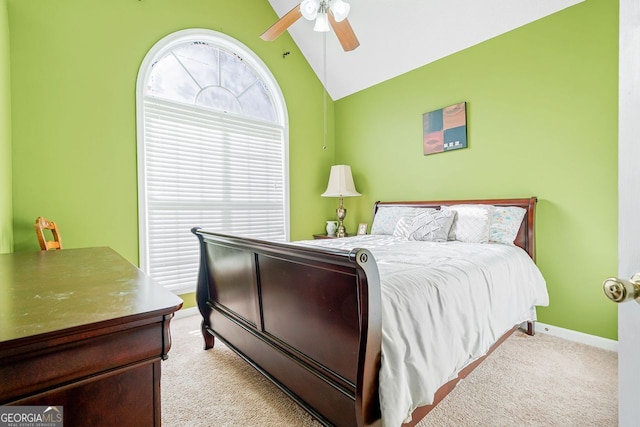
[0, 247, 183, 426]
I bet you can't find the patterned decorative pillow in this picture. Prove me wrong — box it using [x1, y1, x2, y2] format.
[371, 207, 433, 235]
[490, 206, 526, 245]
[393, 216, 413, 238]
[444, 204, 494, 243]
[405, 209, 456, 242]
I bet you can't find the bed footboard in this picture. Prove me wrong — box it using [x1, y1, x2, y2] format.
[191, 228, 382, 427]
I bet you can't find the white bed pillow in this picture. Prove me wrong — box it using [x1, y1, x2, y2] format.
[404, 209, 456, 242]
[489, 206, 526, 245]
[393, 216, 413, 238]
[371, 207, 433, 235]
[444, 204, 494, 243]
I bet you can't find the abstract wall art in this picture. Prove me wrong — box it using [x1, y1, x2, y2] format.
[422, 102, 467, 156]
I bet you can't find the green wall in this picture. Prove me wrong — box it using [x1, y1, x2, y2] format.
[336, 0, 618, 340]
[8, 0, 337, 263]
[0, 0, 12, 254]
[6, 0, 619, 340]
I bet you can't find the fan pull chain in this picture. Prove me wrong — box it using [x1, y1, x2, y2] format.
[322, 33, 327, 151]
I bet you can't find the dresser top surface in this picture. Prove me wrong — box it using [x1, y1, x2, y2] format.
[0, 247, 183, 343]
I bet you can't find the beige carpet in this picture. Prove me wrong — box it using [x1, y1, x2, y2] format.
[161, 315, 617, 427]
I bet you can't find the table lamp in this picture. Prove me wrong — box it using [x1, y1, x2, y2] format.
[321, 165, 361, 237]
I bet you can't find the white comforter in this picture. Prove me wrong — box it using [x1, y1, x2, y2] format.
[296, 235, 549, 427]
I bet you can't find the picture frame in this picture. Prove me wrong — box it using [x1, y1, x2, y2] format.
[423, 101, 467, 155]
[357, 223, 368, 235]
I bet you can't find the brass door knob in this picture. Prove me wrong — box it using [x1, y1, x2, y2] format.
[603, 273, 640, 304]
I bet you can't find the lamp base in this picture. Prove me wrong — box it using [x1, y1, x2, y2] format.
[336, 198, 347, 238]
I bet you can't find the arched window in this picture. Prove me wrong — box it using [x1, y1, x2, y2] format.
[137, 29, 289, 294]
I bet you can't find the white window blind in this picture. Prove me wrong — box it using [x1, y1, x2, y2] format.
[137, 30, 288, 294]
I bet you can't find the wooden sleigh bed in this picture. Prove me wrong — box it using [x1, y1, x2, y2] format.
[191, 197, 546, 426]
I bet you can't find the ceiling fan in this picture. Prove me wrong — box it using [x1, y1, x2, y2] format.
[261, 0, 360, 52]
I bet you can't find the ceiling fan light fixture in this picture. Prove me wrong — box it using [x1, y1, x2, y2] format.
[313, 2, 330, 32]
[330, 0, 350, 22]
[300, 0, 319, 20]
[313, 11, 330, 32]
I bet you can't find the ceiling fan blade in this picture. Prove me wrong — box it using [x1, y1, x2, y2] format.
[260, 5, 303, 41]
[328, 13, 360, 51]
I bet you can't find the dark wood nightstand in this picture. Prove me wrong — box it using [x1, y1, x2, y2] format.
[313, 233, 350, 239]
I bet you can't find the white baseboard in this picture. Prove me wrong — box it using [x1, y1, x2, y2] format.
[535, 322, 618, 352]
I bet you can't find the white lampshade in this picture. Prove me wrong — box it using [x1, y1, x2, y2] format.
[300, 0, 319, 20]
[313, 11, 330, 32]
[321, 165, 361, 197]
[330, 0, 350, 22]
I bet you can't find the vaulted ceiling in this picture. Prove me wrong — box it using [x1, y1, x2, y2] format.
[265, 0, 584, 100]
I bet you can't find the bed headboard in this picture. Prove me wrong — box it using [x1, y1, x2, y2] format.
[372, 197, 538, 261]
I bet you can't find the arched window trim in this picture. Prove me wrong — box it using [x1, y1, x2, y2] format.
[136, 28, 289, 286]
